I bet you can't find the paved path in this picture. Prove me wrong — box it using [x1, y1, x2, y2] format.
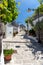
[3, 31, 43, 65]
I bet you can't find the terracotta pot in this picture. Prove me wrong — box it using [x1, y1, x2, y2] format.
[4, 55, 11, 61]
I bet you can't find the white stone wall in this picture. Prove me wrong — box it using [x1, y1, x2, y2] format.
[5, 24, 13, 38]
[33, 16, 43, 25]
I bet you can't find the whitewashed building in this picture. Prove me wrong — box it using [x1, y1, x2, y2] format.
[5, 22, 20, 38]
[32, 14, 43, 43]
[33, 15, 43, 25]
[5, 23, 13, 38]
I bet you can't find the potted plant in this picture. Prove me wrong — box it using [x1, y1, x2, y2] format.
[4, 49, 14, 61]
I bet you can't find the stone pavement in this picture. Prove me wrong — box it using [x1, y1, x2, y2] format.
[3, 31, 43, 65]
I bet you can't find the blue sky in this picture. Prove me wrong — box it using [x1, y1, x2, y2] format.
[16, 0, 40, 25]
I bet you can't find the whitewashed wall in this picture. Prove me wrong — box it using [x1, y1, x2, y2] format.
[5, 24, 13, 38]
[33, 16, 43, 25]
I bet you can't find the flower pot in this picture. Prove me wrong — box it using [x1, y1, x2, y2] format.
[4, 49, 14, 64]
[4, 55, 11, 61]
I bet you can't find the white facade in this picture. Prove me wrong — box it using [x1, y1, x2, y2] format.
[18, 26, 20, 33]
[27, 22, 32, 30]
[33, 16, 43, 25]
[6, 24, 13, 38]
[28, 23, 32, 30]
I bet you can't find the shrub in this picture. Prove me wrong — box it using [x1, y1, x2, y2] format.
[29, 29, 36, 36]
[4, 49, 14, 56]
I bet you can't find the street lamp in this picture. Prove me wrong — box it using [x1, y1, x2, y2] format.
[28, 8, 41, 43]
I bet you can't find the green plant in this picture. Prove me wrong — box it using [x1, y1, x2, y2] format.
[34, 20, 43, 31]
[4, 49, 14, 56]
[29, 29, 36, 36]
[0, 0, 19, 24]
[38, 0, 43, 4]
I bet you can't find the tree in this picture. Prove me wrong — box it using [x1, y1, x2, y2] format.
[33, 2, 43, 43]
[0, 0, 19, 24]
[28, 17, 34, 26]
[0, 0, 19, 37]
[38, 0, 43, 4]
[25, 17, 34, 29]
[34, 4, 43, 15]
[33, 4, 43, 31]
[25, 17, 33, 35]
